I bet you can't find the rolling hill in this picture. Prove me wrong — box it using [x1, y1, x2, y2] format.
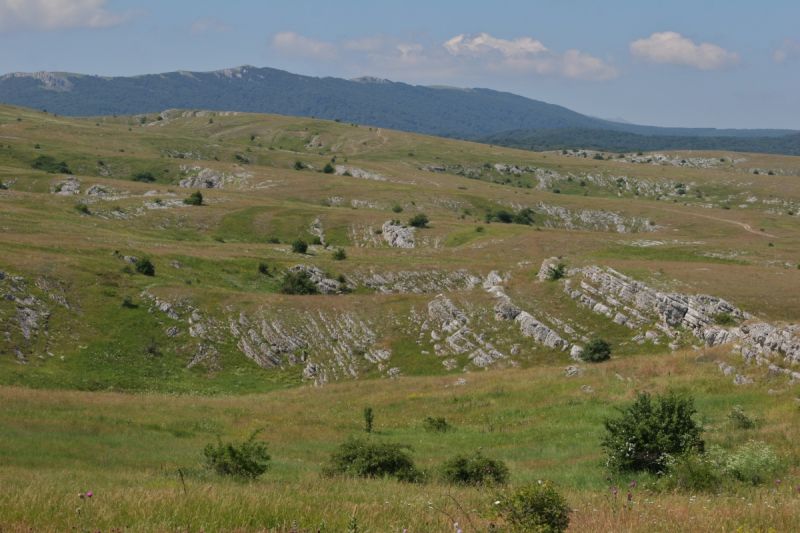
[2, 104, 800, 531]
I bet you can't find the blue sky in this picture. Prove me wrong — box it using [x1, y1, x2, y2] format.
[0, 0, 798, 129]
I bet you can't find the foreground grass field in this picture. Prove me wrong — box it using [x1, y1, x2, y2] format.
[1, 349, 799, 532]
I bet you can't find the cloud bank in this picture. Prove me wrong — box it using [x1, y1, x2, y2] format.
[269, 31, 617, 81]
[630, 31, 739, 70]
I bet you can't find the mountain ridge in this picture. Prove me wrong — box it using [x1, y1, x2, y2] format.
[0, 65, 796, 153]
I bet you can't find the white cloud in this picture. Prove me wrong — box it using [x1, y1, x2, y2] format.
[271, 31, 337, 60]
[773, 39, 800, 63]
[443, 32, 617, 81]
[630, 31, 739, 70]
[268, 30, 616, 82]
[444, 32, 548, 58]
[0, 0, 126, 31]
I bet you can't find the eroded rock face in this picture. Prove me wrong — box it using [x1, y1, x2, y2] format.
[425, 294, 504, 368]
[381, 221, 415, 248]
[335, 165, 387, 182]
[179, 167, 227, 188]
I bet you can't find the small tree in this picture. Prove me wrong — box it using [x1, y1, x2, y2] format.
[408, 213, 429, 228]
[184, 191, 203, 206]
[203, 430, 271, 479]
[498, 481, 571, 533]
[602, 391, 704, 473]
[291, 239, 308, 254]
[581, 339, 611, 362]
[363, 407, 374, 433]
[134, 257, 155, 276]
[323, 163, 335, 174]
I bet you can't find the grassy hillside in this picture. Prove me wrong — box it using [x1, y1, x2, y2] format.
[1, 104, 800, 530]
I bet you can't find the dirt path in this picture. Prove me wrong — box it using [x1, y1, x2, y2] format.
[658, 207, 777, 238]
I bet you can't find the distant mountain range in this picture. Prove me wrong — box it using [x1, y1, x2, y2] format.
[1, 65, 797, 154]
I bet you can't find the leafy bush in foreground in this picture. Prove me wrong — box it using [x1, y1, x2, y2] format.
[602, 391, 704, 474]
[724, 441, 782, 485]
[323, 438, 422, 482]
[498, 481, 570, 533]
[440, 452, 509, 486]
[203, 430, 271, 479]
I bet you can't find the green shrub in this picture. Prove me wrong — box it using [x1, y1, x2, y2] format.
[724, 441, 782, 485]
[323, 163, 335, 174]
[545, 263, 566, 281]
[440, 452, 508, 486]
[257, 262, 270, 276]
[75, 203, 90, 215]
[581, 339, 611, 363]
[32, 155, 71, 174]
[203, 430, 271, 479]
[512, 208, 535, 225]
[391, 204, 403, 213]
[134, 257, 155, 277]
[602, 391, 704, 474]
[728, 405, 756, 430]
[498, 481, 571, 533]
[291, 239, 308, 254]
[408, 213, 429, 228]
[661, 452, 723, 492]
[363, 407, 374, 433]
[332, 248, 347, 260]
[132, 171, 156, 183]
[293, 160, 305, 170]
[423, 416, 450, 433]
[183, 191, 203, 206]
[280, 270, 318, 295]
[323, 438, 422, 482]
[714, 312, 737, 326]
[266, 237, 281, 244]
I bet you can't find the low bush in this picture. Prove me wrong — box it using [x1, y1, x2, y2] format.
[203, 430, 271, 479]
[408, 213, 429, 228]
[32, 155, 71, 174]
[291, 239, 308, 254]
[183, 191, 203, 206]
[714, 312, 737, 326]
[602, 391, 704, 474]
[423, 416, 450, 433]
[75, 203, 90, 215]
[497, 481, 571, 533]
[323, 438, 422, 482]
[728, 405, 756, 430]
[257, 262, 270, 276]
[280, 270, 318, 295]
[661, 452, 723, 493]
[332, 248, 347, 260]
[134, 257, 155, 277]
[132, 171, 156, 183]
[323, 163, 335, 174]
[545, 263, 566, 281]
[391, 204, 403, 213]
[440, 452, 508, 486]
[581, 339, 611, 363]
[724, 441, 782, 485]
